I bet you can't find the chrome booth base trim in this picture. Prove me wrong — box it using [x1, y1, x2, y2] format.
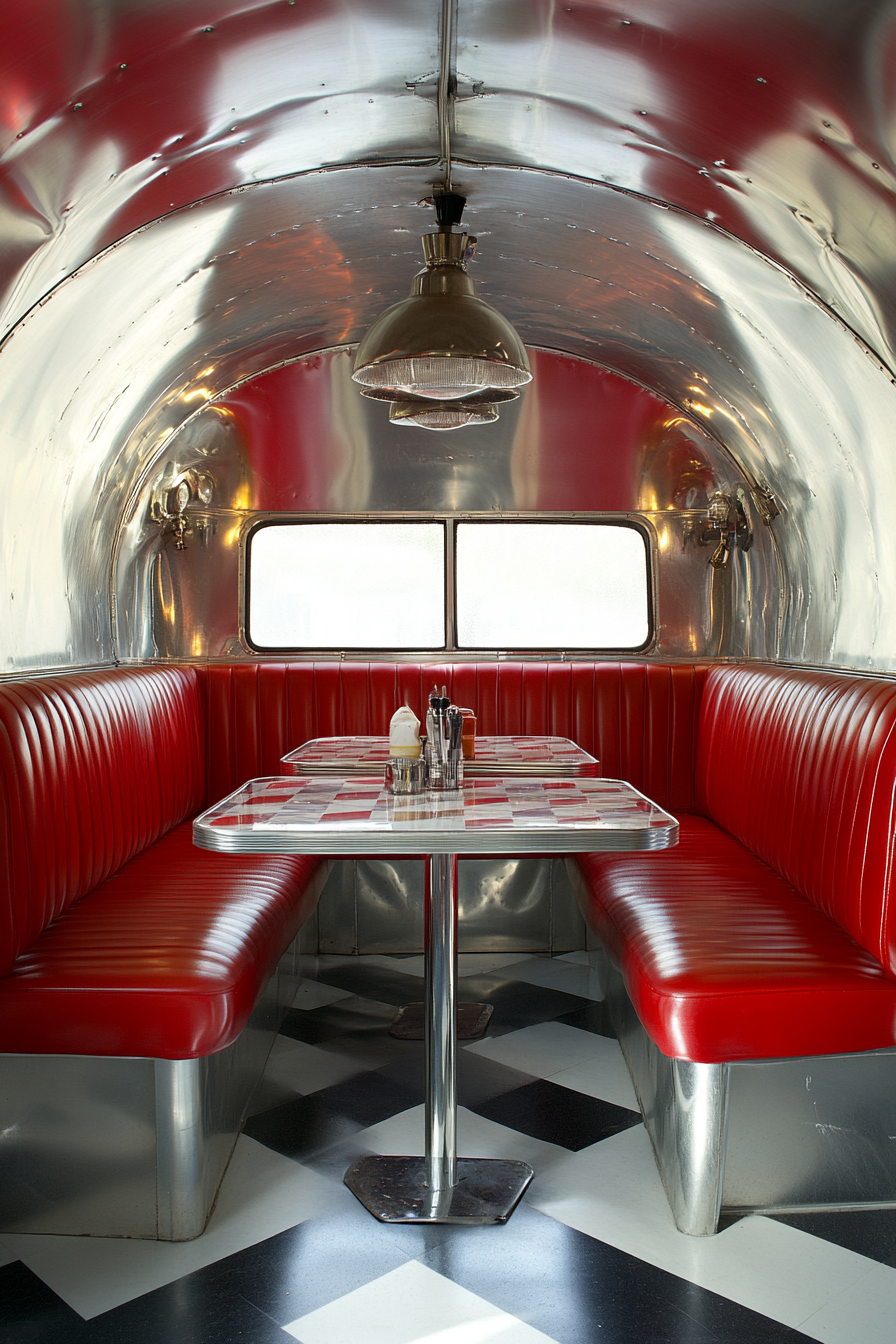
[0, 911, 323, 1241]
[592, 945, 896, 1236]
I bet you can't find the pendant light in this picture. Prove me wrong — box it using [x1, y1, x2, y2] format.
[352, 193, 531, 406]
[351, 0, 531, 430]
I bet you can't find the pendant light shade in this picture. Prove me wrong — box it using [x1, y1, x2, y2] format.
[352, 231, 531, 403]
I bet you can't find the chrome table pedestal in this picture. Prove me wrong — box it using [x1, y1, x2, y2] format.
[344, 854, 533, 1224]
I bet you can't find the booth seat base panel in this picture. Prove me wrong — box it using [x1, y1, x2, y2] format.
[319, 857, 585, 955]
[0, 924, 318, 1241]
[595, 947, 896, 1236]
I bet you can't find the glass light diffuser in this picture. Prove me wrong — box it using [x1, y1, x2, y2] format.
[389, 400, 499, 429]
[368, 387, 517, 430]
[352, 232, 531, 403]
[248, 523, 446, 648]
[455, 523, 650, 649]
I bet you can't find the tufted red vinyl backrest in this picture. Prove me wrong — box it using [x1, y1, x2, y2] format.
[0, 666, 205, 975]
[201, 661, 707, 814]
[697, 664, 896, 975]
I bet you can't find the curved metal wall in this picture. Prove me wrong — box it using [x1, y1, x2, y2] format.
[115, 347, 768, 663]
[2, 2, 896, 672]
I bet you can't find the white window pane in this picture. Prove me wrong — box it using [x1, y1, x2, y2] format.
[456, 523, 650, 648]
[248, 523, 445, 648]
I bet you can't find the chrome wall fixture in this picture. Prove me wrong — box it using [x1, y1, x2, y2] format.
[351, 2, 531, 430]
[692, 492, 753, 569]
[150, 469, 214, 551]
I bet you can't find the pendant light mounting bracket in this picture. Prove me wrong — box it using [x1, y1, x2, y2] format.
[433, 190, 467, 230]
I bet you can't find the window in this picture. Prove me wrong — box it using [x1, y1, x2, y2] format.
[247, 522, 446, 650]
[245, 518, 651, 651]
[456, 522, 649, 649]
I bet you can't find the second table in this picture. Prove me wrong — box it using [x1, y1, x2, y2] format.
[281, 733, 599, 777]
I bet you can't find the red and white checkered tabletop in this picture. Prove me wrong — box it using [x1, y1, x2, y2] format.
[281, 734, 599, 778]
[194, 775, 677, 856]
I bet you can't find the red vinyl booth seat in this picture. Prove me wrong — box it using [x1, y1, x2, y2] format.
[0, 658, 706, 1061]
[0, 826, 322, 1058]
[0, 667, 325, 1059]
[17, 657, 858, 1066]
[577, 819, 896, 1062]
[573, 665, 896, 1064]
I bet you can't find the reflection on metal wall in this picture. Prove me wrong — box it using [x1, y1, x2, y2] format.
[5, 0, 896, 373]
[4, 4, 896, 671]
[3, 162, 888, 671]
[115, 348, 770, 662]
[315, 857, 585, 956]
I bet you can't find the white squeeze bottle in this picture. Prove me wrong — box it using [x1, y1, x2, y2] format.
[389, 705, 421, 758]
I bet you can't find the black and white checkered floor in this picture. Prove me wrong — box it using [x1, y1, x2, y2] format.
[4, 951, 896, 1343]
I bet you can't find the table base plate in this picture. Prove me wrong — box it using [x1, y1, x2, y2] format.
[389, 1001, 493, 1040]
[343, 1155, 533, 1224]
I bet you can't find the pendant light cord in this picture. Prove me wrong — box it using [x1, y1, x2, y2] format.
[437, 0, 457, 193]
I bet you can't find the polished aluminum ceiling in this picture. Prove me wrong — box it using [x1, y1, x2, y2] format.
[3, 0, 896, 670]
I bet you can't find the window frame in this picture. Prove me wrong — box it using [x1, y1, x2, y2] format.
[241, 513, 656, 657]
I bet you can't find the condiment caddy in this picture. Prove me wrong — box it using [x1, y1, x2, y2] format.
[386, 687, 473, 794]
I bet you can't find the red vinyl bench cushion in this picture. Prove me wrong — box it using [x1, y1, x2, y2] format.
[0, 666, 206, 978]
[0, 665, 327, 1059]
[202, 660, 707, 814]
[697, 665, 896, 977]
[573, 664, 896, 1063]
[0, 823, 324, 1059]
[575, 817, 896, 1063]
